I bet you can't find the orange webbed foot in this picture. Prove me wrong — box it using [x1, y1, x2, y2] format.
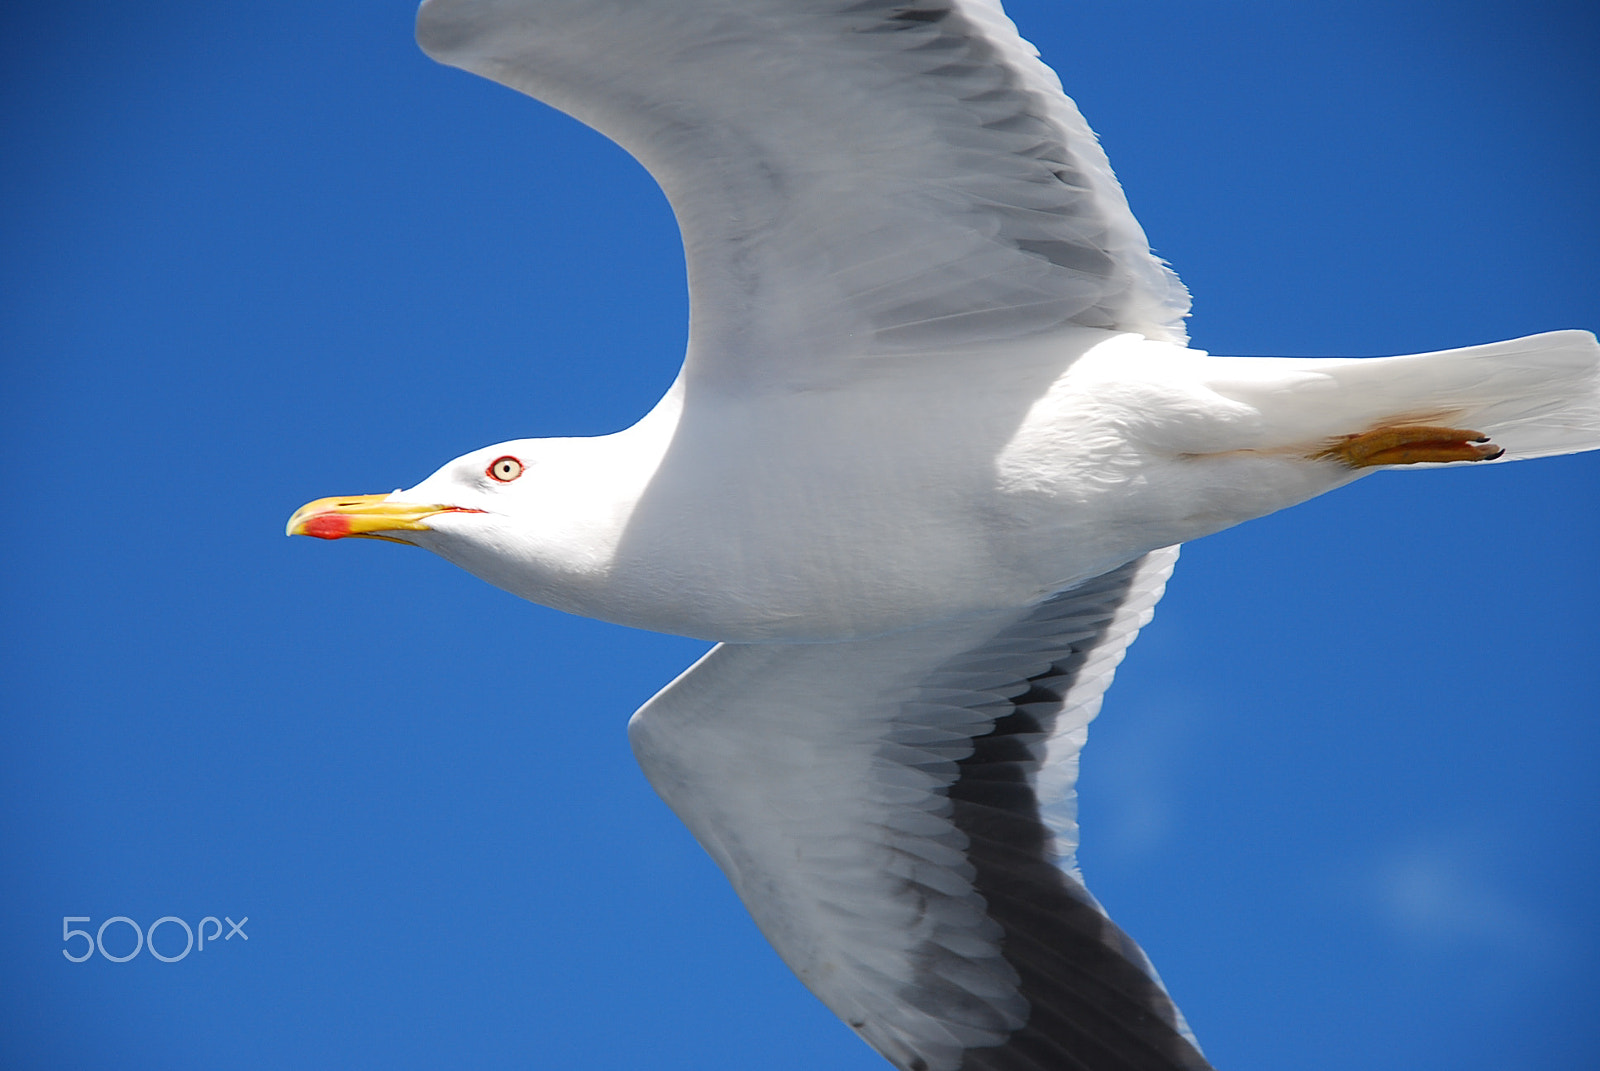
[1317, 425, 1506, 468]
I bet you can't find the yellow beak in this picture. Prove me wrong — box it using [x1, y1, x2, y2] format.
[285, 494, 483, 544]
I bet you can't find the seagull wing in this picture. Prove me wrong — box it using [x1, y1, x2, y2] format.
[629, 547, 1209, 1071]
[416, 0, 1189, 392]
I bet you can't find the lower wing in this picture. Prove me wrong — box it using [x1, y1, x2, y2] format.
[628, 546, 1210, 1071]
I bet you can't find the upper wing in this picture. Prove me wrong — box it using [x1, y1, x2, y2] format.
[628, 547, 1210, 1071]
[416, 0, 1189, 392]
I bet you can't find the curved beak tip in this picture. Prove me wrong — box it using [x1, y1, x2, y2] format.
[286, 495, 378, 539]
[286, 509, 352, 540]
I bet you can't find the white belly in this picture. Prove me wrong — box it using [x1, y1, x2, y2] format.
[549, 336, 1358, 641]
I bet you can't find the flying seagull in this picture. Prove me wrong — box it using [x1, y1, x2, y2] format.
[288, 2, 1600, 1069]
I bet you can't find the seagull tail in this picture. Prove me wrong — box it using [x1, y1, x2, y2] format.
[1300, 329, 1600, 464]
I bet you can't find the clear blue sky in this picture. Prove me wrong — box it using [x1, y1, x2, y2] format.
[3, 2, 1596, 1069]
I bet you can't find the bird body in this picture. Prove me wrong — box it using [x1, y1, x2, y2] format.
[398, 327, 1596, 643]
[287, 2, 1600, 1068]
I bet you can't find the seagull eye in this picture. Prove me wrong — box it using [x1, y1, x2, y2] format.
[486, 456, 525, 483]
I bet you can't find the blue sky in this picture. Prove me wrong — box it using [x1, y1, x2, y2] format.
[3, 2, 1596, 1069]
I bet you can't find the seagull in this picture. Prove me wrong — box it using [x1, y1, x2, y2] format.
[288, 2, 1600, 1068]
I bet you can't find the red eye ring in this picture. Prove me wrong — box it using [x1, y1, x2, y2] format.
[486, 456, 525, 483]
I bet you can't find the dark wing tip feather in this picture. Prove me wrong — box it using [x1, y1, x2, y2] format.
[933, 557, 1210, 1071]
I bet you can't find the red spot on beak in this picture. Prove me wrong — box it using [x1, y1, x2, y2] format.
[302, 512, 353, 540]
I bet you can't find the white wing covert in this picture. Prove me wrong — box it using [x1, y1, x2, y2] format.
[629, 548, 1209, 1071]
[416, 0, 1189, 392]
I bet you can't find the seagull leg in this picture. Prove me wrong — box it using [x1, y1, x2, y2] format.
[1316, 425, 1506, 468]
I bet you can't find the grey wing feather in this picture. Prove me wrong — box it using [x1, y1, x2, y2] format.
[417, 0, 1189, 392]
[628, 548, 1210, 1071]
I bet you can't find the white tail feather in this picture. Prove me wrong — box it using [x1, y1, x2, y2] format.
[1301, 330, 1600, 464]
